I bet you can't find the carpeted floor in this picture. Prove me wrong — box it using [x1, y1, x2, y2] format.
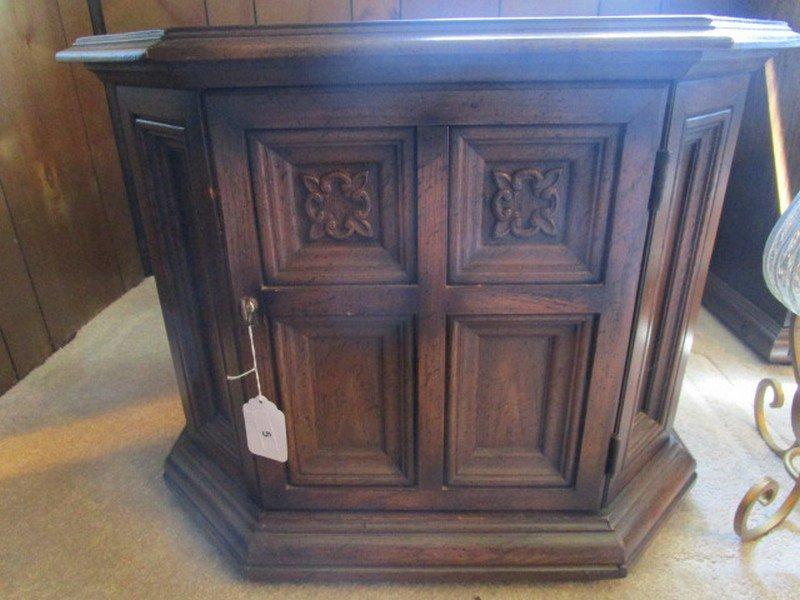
[1, 278, 798, 599]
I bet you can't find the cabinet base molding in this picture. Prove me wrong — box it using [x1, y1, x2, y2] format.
[164, 430, 695, 582]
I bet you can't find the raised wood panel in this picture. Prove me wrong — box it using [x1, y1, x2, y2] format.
[248, 127, 416, 284]
[102, 0, 207, 32]
[501, 1, 599, 16]
[255, 0, 351, 24]
[446, 316, 591, 488]
[206, 0, 255, 25]
[354, 0, 400, 20]
[401, 0, 499, 18]
[0, 0, 123, 347]
[57, 0, 144, 289]
[273, 316, 415, 486]
[0, 180, 52, 380]
[449, 125, 619, 284]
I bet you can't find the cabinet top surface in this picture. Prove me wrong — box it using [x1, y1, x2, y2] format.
[57, 15, 800, 65]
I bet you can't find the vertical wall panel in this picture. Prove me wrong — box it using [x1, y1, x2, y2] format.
[255, 0, 351, 24]
[660, 0, 747, 14]
[402, 0, 499, 19]
[0, 333, 16, 394]
[753, 0, 800, 197]
[599, 0, 659, 14]
[102, 0, 207, 32]
[57, 0, 144, 289]
[0, 1, 124, 346]
[206, 0, 256, 25]
[0, 181, 52, 380]
[501, 1, 599, 16]
[354, 0, 400, 20]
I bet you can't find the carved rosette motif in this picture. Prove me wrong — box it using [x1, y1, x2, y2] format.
[490, 167, 562, 239]
[301, 170, 375, 241]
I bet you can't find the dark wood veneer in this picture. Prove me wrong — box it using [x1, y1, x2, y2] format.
[58, 15, 800, 581]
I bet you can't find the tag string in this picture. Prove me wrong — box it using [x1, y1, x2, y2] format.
[226, 324, 263, 399]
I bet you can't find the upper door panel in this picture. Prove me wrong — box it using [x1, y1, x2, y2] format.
[248, 127, 417, 285]
[449, 124, 619, 284]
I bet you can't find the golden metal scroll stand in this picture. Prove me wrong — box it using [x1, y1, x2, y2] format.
[734, 316, 800, 541]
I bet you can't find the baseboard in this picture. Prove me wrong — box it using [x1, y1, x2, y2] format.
[703, 272, 790, 364]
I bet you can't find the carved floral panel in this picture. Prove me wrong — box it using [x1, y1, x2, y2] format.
[449, 125, 620, 284]
[491, 167, 563, 239]
[247, 127, 416, 284]
[301, 170, 375, 241]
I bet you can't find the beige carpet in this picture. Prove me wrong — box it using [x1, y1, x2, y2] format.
[1, 278, 798, 599]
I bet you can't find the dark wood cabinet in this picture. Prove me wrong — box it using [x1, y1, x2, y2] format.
[58, 15, 800, 581]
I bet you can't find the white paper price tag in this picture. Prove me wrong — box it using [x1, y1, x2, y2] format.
[242, 395, 287, 462]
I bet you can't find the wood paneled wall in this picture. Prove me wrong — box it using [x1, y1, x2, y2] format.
[0, 0, 143, 395]
[95, 1, 749, 30]
[0, 0, 755, 395]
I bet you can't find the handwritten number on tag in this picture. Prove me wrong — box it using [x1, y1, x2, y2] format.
[242, 395, 288, 462]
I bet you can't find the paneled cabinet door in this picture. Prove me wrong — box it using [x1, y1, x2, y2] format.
[207, 84, 667, 511]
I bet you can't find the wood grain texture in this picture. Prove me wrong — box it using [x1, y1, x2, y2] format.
[101, 0, 207, 32]
[0, 181, 52, 381]
[247, 126, 416, 284]
[273, 316, 415, 488]
[447, 316, 591, 489]
[255, 0, 351, 24]
[0, 0, 123, 347]
[354, 0, 400, 21]
[610, 74, 749, 498]
[64, 14, 794, 581]
[401, 0, 499, 18]
[163, 428, 695, 580]
[115, 87, 257, 486]
[56, 0, 144, 289]
[501, 0, 599, 16]
[449, 122, 621, 284]
[206, 0, 255, 25]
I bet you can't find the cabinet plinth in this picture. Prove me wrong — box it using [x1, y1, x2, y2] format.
[57, 15, 800, 581]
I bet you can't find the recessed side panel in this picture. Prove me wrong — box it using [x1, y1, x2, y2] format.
[609, 74, 749, 500]
[273, 316, 415, 486]
[446, 315, 592, 488]
[117, 87, 249, 480]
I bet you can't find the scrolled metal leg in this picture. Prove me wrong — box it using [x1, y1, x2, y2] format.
[734, 316, 800, 541]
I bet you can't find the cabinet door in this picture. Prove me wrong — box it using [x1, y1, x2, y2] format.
[207, 84, 666, 510]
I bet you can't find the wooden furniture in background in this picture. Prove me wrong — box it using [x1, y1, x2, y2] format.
[59, 16, 799, 580]
[704, 0, 800, 364]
